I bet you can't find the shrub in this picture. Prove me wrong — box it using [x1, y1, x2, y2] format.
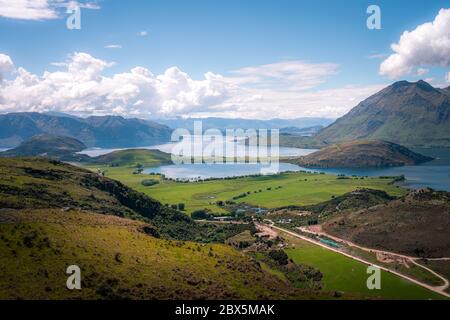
[191, 210, 212, 220]
[141, 179, 159, 187]
[268, 250, 289, 265]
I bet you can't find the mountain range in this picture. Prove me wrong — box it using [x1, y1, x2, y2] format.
[314, 81, 450, 148]
[156, 117, 334, 131]
[0, 112, 172, 148]
[0, 80, 448, 149]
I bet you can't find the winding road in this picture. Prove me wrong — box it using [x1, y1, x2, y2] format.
[262, 220, 450, 299]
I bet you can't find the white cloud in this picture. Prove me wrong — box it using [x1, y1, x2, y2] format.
[105, 44, 122, 49]
[366, 53, 388, 60]
[138, 31, 148, 37]
[380, 8, 450, 79]
[0, 53, 14, 80]
[0, 0, 57, 20]
[230, 61, 338, 90]
[416, 68, 429, 76]
[0, 52, 384, 119]
[0, 52, 231, 117]
[0, 0, 99, 20]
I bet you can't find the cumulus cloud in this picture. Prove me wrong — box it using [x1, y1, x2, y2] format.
[0, 52, 232, 117]
[380, 8, 450, 79]
[0, 0, 99, 20]
[0, 52, 384, 119]
[0, 53, 14, 81]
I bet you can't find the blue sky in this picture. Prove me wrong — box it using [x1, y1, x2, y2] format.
[0, 0, 448, 119]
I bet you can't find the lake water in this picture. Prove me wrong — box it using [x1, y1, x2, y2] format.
[146, 147, 450, 191]
[145, 163, 303, 180]
[311, 148, 450, 191]
[79, 135, 317, 158]
[80, 141, 450, 191]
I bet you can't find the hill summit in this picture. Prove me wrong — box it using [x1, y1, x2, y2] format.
[0, 135, 89, 162]
[291, 140, 433, 168]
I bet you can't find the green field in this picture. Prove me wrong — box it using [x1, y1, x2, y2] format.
[282, 232, 446, 300]
[84, 165, 407, 214]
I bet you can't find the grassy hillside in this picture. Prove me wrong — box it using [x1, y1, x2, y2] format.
[86, 165, 407, 214]
[289, 140, 433, 168]
[0, 157, 245, 241]
[91, 149, 172, 167]
[0, 209, 311, 300]
[323, 189, 450, 258]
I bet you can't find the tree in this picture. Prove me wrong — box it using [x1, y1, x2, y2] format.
[191, 210, 212, 220]
[268, 250, 289, 265]
[178, 203, 185, 211]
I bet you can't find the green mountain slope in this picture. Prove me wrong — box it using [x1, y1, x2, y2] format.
[0, 157, 326, 299]
[0, 209, 310, 300]
[0, 157, 218, 240]
[314, 81, 450, 147]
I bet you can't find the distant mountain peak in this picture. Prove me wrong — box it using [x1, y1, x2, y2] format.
[314, 80, 450, 148]
[389, 79, 434, 91]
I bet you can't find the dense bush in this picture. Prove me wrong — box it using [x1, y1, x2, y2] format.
[141, 179, 159, 187]
[191, 210, 212, 220]
[268, 250, 289, 265]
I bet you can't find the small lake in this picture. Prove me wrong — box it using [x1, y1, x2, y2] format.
[146, 148, 450, 191]
[79, 135, 317, 158]
[145, 163, 303, 180]
[80, 142, 450, 192]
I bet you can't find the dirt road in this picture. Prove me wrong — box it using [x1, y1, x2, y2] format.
[264, 220, 450, 299]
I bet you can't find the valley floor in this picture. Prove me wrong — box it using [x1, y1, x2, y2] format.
[84, 165, 406, 214]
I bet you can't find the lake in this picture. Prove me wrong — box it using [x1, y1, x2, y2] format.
[79, 135, 317, 158]
[145, 163, 303, 180]
[80, 142, 450, 191]
[146, 147, 450, 191]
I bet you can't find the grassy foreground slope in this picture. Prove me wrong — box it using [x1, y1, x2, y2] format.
[0, 158, 322, 299]
[88, 166, 406, 214]
[0, 209, 309, 300]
